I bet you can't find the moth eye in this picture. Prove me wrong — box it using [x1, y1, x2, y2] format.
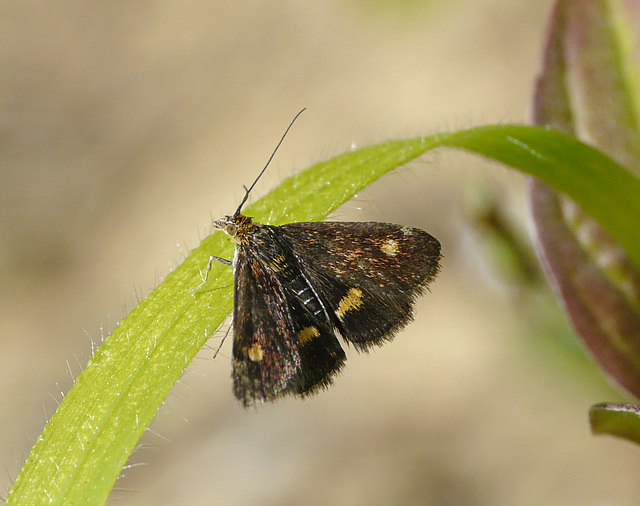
[225, 223, 237, 236]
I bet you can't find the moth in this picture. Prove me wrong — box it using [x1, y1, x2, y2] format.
[206, 111, 441, 407]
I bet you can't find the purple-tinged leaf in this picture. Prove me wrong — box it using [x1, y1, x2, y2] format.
[531, 0, 640, 398]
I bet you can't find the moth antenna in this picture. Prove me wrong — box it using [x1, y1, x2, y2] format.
[234, 108, 306, 216]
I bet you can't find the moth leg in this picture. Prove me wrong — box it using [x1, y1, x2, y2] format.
[212, 318, 233, 359]
[191, 255, 232, 292]
[209, 255, 232, 267]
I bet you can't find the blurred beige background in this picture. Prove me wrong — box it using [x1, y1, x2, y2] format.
[3, 1, 640, 504]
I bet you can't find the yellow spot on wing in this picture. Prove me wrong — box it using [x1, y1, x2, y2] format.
[381, 239, 399, 256]
[247, 344, 264, 362]
[335, 288, 364, 318]
[298, 326, 320, 344]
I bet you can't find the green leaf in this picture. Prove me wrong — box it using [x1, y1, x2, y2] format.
[8, 125, 640, 504]
[590, 403, 640, 445]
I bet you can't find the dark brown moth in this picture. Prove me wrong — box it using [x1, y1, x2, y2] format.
[207, 111, 441, 407]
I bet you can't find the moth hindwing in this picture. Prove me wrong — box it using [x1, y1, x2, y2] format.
[212, 212, 441, 407]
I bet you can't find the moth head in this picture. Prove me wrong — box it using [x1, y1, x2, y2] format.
[214, 214, 253, 241]
[213, 110, 304, 244]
